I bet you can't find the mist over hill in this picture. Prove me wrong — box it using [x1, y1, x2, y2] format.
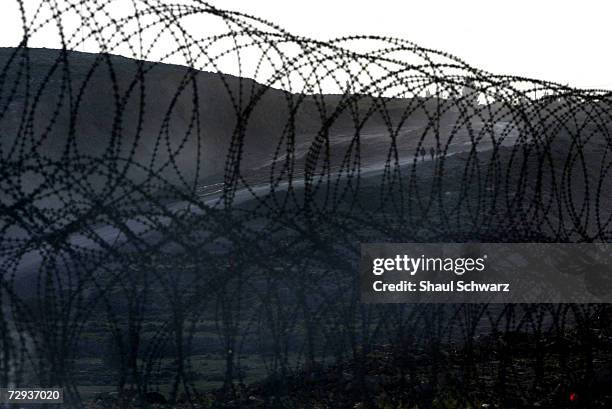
[0, 47, 437, 201]
[1, 47, 612, 247]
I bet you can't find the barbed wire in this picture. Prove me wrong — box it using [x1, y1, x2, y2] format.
[0, 1, 611, 407]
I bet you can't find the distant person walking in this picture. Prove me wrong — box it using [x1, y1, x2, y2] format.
[420, 146, 426, 162]
[429, 147, 435, 160]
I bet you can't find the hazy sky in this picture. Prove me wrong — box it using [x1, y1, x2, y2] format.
[215, 0, 611, 90]
[1, 0, 610, 90]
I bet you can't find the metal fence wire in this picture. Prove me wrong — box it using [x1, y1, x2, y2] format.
[0, 1, 612, 408]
